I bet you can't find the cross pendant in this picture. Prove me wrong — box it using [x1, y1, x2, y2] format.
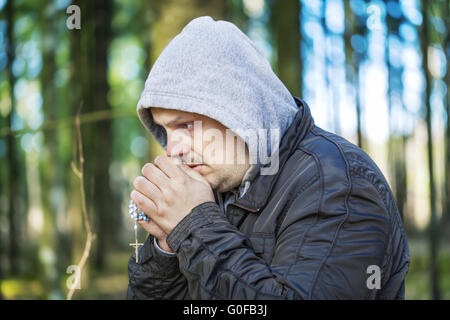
[129, 200, 145, 263]
[130, 240, 144, 263]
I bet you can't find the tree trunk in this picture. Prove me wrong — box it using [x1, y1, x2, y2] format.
[6, 0, 20, 276]
[227, 0, 248, 33]
[343, 0, 364, 149]
[38, 1, 64, 297]
[67, 0, 115, 272]
[320, 1, 334, 132]
[151, 0, 227, 64]
[91, 0, 113, 270]
[68, 0, 88, 287]
[419, 0, 441, 300]
[268, 0, 302, 98]
[78, 0, 115, 270]
[140, 1, 153, 73]
[385, 1, 408, 223]
[443, 0, 450, 240]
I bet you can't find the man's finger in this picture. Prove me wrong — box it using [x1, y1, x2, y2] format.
[153, 155, 184, 179]
[137, 219, 167, 239]
[133, 176, 162, 205]
[141, 163, 170, 190]
[130, 189, 158, 219]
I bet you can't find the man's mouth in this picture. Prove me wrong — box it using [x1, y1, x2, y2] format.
[187, 164, 204, 172]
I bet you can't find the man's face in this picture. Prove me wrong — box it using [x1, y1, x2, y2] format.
[151, 108, 251, 193]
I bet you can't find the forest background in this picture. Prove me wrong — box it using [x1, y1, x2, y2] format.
[0, 0, 449, 299]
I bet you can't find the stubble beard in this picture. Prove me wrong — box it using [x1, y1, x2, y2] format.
[205, 164, 248, 193]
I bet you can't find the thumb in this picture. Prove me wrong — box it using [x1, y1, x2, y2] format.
[179, 163, 210, 185]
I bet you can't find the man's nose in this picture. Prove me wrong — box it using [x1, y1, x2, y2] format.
[166, 136, 191, 158]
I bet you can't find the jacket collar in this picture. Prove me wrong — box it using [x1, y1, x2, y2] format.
[231, 97, 315, 212]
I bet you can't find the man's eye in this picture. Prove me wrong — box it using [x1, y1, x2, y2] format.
[179, 122, 193, 130]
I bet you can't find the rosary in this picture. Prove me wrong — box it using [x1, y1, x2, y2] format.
[128, 157, 183, 262]
[128, 200, 150, 263]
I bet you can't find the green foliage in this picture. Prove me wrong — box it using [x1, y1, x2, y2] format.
[0, 0, 449, 300]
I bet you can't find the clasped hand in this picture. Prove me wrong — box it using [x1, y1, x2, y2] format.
[130, 156, 215, 252]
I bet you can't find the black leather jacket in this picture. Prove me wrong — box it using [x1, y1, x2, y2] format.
[127, 97, 410, 299]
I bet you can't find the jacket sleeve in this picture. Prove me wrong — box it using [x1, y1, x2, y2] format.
[166, 201, 302, 299]
[127, 234, 191, 299]
[165, 175, 393, 299]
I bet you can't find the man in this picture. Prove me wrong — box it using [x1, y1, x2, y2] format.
[127, 16, 409, 299]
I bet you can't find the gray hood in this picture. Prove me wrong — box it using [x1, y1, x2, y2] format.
[136, 16, 299, 192]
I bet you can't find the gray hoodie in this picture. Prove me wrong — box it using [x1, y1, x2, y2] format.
[136, 16, 299, 208]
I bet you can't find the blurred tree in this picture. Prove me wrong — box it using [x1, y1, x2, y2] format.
[321, 0, 341, 134]
[67, 0, 116, 288]
[68, 1, 84, 278]
[38, 1, 60, 296]
[0, 3, 5, 286]
[268, 0, 303, 98]
[385, 0, 408, 223]
[70, 0, 116, 270]
[151, 0, 228, 63]
[343, 0, 366, 149]
[227, 0, 249, 33]
[91, 0, 116, 270]
[140, 0, 153, 72]
[5, 0, 20, 276]
[419, 0, 441, 300]
[442, 0, 450, 238]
